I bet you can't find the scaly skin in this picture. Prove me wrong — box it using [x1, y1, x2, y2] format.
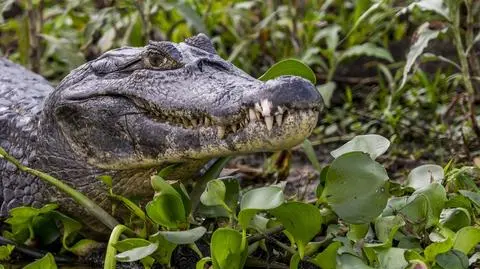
[0, 34, 322, 232]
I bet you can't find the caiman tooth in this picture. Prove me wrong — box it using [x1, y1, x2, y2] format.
[265, 116, 273, 131]
[248, 108, 257, 122]
[191, 119, 198, 127]
[217, 126, 225, 139]
[275, 114, 283, 126]
[277, 106, 285, 114]
[255, 111, 261, 120]
[260, 99, 272, 116]
[244, 118, 249, 126]
[255, 102, 262, 113]
[204, 117, 210, 126]
[232, 124, 237, 132]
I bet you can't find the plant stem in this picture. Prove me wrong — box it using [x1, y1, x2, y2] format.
[0, 147, 120, 230]
[452, 4, 480, 138]
[104, 225, 134, 269]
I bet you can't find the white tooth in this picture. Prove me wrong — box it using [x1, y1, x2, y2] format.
[301, 111, 308, 118]
[275, 114, 283, 126]
[260, 99, 272, 116]
[255, 102, 262, 113]
[255, 111, 261, 120]
[191, 119, 198, 127]
[244, 118, 249, 125]
[249, 108, 257, 122]
[205, 117, 210, 126]
[217, 126, 225, 139]
[277, 106, 285, 114]
[232, 125, 237, 132]
[265, 116, 273, 131]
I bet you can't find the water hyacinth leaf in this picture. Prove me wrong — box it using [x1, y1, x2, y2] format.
[459, 190, 480, 208]
[0, 245, 14, 261]
[435, 249, 469, 269]
[337, 253, 374, 269]
[424, 230, 453, 262]
[258, 59, 316, 84]
[322, 152, 390, 224]
[406, 183, 447, 228]
[440, 208, 471, 232]
[373, 215, 405, 245]
[69, 239, 103, 257]
[159, 226, 207, 245]
[406, 164, 444, 190]
[197, 177, 240, 218]
[311, 241, 342, 269]
[211, 228, 247, 269]
[377, 248, 408, 269]
[150, 175, 182, 199]
[453, 226, 480, 254]
[148, 233, 177, 265]
[269, 202, 322, 258]
[51, 211, 83, 250]
[115, 241, 158, 262]
[347, 224, 369, 242]
[146, 193, 186, 229]
[23, 253, 57, 269]
[238, 186, 285, 229]
[330, 135, 390, 160]
[200, 179, 227, 207]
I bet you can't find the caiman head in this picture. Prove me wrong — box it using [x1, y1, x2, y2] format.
[42, 34, 323, 170]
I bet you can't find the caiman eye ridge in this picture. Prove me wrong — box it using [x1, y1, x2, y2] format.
[143, 99, 319, 139]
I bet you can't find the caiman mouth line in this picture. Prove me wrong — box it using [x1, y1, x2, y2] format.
[143, 98, 320, 139]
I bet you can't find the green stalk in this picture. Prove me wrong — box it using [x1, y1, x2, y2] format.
[104, 224, 134, 269]
[0, 147, 120, 230]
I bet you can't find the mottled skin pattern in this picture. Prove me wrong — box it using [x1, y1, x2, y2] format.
[0, 34, 322, 233]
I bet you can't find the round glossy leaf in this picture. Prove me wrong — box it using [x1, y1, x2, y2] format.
[453, 226, 480, 255]
[211, 228, 247, 269]
[435, 249, 469, 269]
[330, 134, 390, 160]
[159, 226, 206, 245]
[239, 186, 285, 229]
[146, 193, 186, 229]
[406, 164, 444, 190]
[440, 208, 471, 232]
[115, 241, 158, 262]
[269, 202, 322, 258]
[258, 58, 316, 84]
[200, 179, 226, 206]
[323, 152, 390, 223]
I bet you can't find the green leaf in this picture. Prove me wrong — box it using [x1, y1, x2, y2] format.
[424, 230, 453, 262]
[435, 249, 469, 269]
[317, 82, 336, 108]
[150, 175, 182, 199]
[337, 253, 374, 269]
[23, 253, 57, 269]
[196, 177, 240, 218]
[377, 248, 409, 269]
[372, 215, 405, 247]
[269, 202, 323, 258]
[258, 59, 316, 84]
[402, 183, 447, 229]
[406, 164, 444, 190]
[211, 228, 247, 269]
[400, 22, 445, 89]
[158, 226, 207, 245]
[311, 241, 342, 269]
[238, 186, 285, 229]
[330, 134, 390, 160]
[453, 226, 480, 254]
[459, 190, 480, 208]
[407, 0, 450, 20]
[440, 208, 471, 232]
[196, 257, 212, 269]
[200, 179, 227, 207]
[148, 233, 177, 265]
[339, 43, 394, 63]
[69, 239, 103, 257]
[0, 245, 14, 261]
[50, 211, 82, 251]
[115, 241, 158, 262]
[322, 152, 390, 223]
[146, 193, 186, 229]
[302, 139, 322, 172]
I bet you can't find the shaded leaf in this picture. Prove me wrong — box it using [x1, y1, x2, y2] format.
[258, 59, 316, 84]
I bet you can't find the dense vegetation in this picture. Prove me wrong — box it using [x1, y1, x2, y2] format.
[1, 0, 480, 268]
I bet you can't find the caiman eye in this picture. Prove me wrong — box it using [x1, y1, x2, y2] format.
[143, 49, 184, 70]
[147, 52, 168, 68]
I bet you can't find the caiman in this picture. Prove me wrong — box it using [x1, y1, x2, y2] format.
[0, 34, 322, 233]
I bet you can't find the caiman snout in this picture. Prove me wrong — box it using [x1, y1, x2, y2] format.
[259, 76, 322, 110]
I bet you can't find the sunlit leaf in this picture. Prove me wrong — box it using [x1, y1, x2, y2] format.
[211, 228, 247, 269]
[330, 134, 390, 160]
[158, 226, 207, 245]
[238, 186, 285, 229]
[23, 253, 57, 269]
[453, 226, 480, 255]
[258, 59, 316, 84]
[338, 43, 394, 63]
